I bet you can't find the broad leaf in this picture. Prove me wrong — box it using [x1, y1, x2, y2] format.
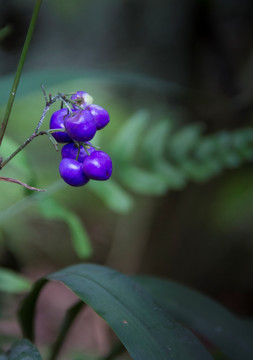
[18, 264, 213, 360]
[0, 268, 31, 293]
[135, 276, 253, 360]
[8, 339, 42, 360]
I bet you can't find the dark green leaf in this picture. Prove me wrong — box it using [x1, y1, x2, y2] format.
[0, 268, 31, 293]
[18, 279, 47, 341]
[8, 339, 42, 360]
[135, 276, 253, 360]
[18, 264, 213, 360]
[38, 198, 92, 259]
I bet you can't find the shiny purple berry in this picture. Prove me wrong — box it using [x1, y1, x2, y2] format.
[59, 158, 89, 187]
[50, 108, 72, 143]
[71, 91, 93, 110]
[82, 151, 112, 181]
[61, 142, 96, 162]
[87, 104, 110, 130]
[64, 110, 97, 142]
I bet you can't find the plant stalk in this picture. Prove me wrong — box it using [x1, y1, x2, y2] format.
[0, 0, 43, 146]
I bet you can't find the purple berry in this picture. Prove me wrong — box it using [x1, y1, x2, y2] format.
[71, 91, 93, 110]
[64, 110, 97, 142]
[59, 158, 89, 187]
[50, 108, 73, 143]
[82, 151, 112, 181]
[87, 104, 110, 130]
[61, 142, 96, 162]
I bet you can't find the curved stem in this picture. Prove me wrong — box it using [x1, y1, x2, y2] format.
[0, 0, 43, 146]
[48, 301, 84, 360]
[0, 130, 57, 170]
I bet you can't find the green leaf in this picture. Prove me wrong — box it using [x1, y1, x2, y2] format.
[155, 161, 186, 189]
[168, 124, 204, 160]
[89, 179, 134, 214]
[180, 159, 222, 182]
[119, 166, 169, 195]
[141, 119, 172, 164]
[0, 70, 183, 108]
[38, 198, 92, 259]
[135, 276, 253, 360]
[0, 268, 31, 293]
[18, 264, 213, 360]
[8, 339, 42, 360]
[110, 110, 150, 162]
[0, 136, 31, 177]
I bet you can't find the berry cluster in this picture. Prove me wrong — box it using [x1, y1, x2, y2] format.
[50, 91, 112, 187]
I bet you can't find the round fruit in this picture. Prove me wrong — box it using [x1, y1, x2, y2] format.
[82, 151, 112, 181]
[71, 91, 94, 109]
[59, 158, 89, 187]
[50, 108, 72, 143]
[87, 104, 110, 130]
[64, 110, 97, 142]
[61, 142, 96, 162]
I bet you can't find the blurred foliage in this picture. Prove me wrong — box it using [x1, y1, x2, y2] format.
[0, 267, 31, 293]
[0, 71, 253, 263]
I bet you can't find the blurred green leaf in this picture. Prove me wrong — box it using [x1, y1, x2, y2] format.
[18, 264, 213, 360]
[180, 159, 222, 182]
[38, 198, 92, 259]
[110, 110, 149, 162]
[136, 276, 253, 360]
[0, 136, 31, 177]
[211, 171, 253, 229]
[89, 179, 134, 214]
[8, 339, 42, 360]
[141, 119, 172, 164]
[119, 166, 169, 195]
[168, 124, 204, 160]
[0, 70, 184, 108]
[0, 24, 12, 42]
[0, 268, 31, 293]
[155, 161, 186, 189]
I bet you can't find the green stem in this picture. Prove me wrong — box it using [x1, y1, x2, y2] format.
[0, 0, 43, 146]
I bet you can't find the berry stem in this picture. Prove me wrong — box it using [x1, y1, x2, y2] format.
[0, 91, 73, 170]
[0, 0, 43, 146]
[0, 130, 58, 170]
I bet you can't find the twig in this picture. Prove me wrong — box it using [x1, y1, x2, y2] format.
[0, 177, 46, 192]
